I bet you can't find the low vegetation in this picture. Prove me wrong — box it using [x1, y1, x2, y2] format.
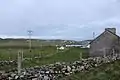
[22, 47, 88, 67]
[0, 39, 120, 79]
[0, 46, 57, 60]
[0, 44, 88, 68]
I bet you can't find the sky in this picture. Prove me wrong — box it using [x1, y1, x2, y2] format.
[0, 0, 120, 40]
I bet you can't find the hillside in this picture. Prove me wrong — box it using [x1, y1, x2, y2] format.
[0, 38, 92, 48]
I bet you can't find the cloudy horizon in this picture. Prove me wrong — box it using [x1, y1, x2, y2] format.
[0, 0, 120, 40]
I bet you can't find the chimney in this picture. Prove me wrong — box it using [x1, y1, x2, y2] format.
[105, 28, 116, 34]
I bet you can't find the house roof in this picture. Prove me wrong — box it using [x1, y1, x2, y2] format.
[90, 29, 120, 44]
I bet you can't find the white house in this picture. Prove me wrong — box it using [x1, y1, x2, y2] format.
[65, 45, 82, 47]
[57, 46, 65, 50]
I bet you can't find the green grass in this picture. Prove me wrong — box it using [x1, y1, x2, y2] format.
[0, 39, 70, 47]
[0, 46, 88, 68]
[22, 47, 88, 67]
[61, 60, 120, 80]
[0, 46, 58, 70]
[0, 46, 57, 60]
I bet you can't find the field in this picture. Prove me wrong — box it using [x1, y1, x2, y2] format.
[0, 39, 120, 79]
[0, 39, 77, 47]
[0, 39, 89, 70]
[22, 47, 88, 67]
[0, 46, 57, 60]
[0, 47, 88, 70]
[0, 45, 59, 70]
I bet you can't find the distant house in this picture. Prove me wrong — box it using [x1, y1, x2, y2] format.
[66, 45, 82, 47]
[65, 43, 90, 48]
[81, 44, 90, 48]
[89, 28, 120, 57]
[57, 46, 65, 50]
[81, 42, 91, 48]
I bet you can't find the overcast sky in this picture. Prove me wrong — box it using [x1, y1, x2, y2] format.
[0, 0, 120, 40]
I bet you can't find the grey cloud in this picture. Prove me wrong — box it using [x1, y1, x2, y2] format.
[0, 0, 120, 40]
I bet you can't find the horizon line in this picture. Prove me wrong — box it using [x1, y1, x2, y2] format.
[0, 35, 92, 41]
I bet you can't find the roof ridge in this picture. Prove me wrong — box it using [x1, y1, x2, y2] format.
[106, 30, 120, 38]
[90, 30, 120, 44]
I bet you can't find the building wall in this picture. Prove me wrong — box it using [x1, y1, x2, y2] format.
[89, 31, 119, 57]
[112, 38, 120, 54]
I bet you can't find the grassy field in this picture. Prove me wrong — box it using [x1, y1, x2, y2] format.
[0, 39, 75, 47]
[0, 46, 59, 70]
[0, 44, 88, 68]
[0, 46, 57, 60]
[1, 39, 120, 80]
[22, 47, 88, 67]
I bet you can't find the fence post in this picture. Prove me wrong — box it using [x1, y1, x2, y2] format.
[80, 52, 82, 60]
[18, 50, 22, 75]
